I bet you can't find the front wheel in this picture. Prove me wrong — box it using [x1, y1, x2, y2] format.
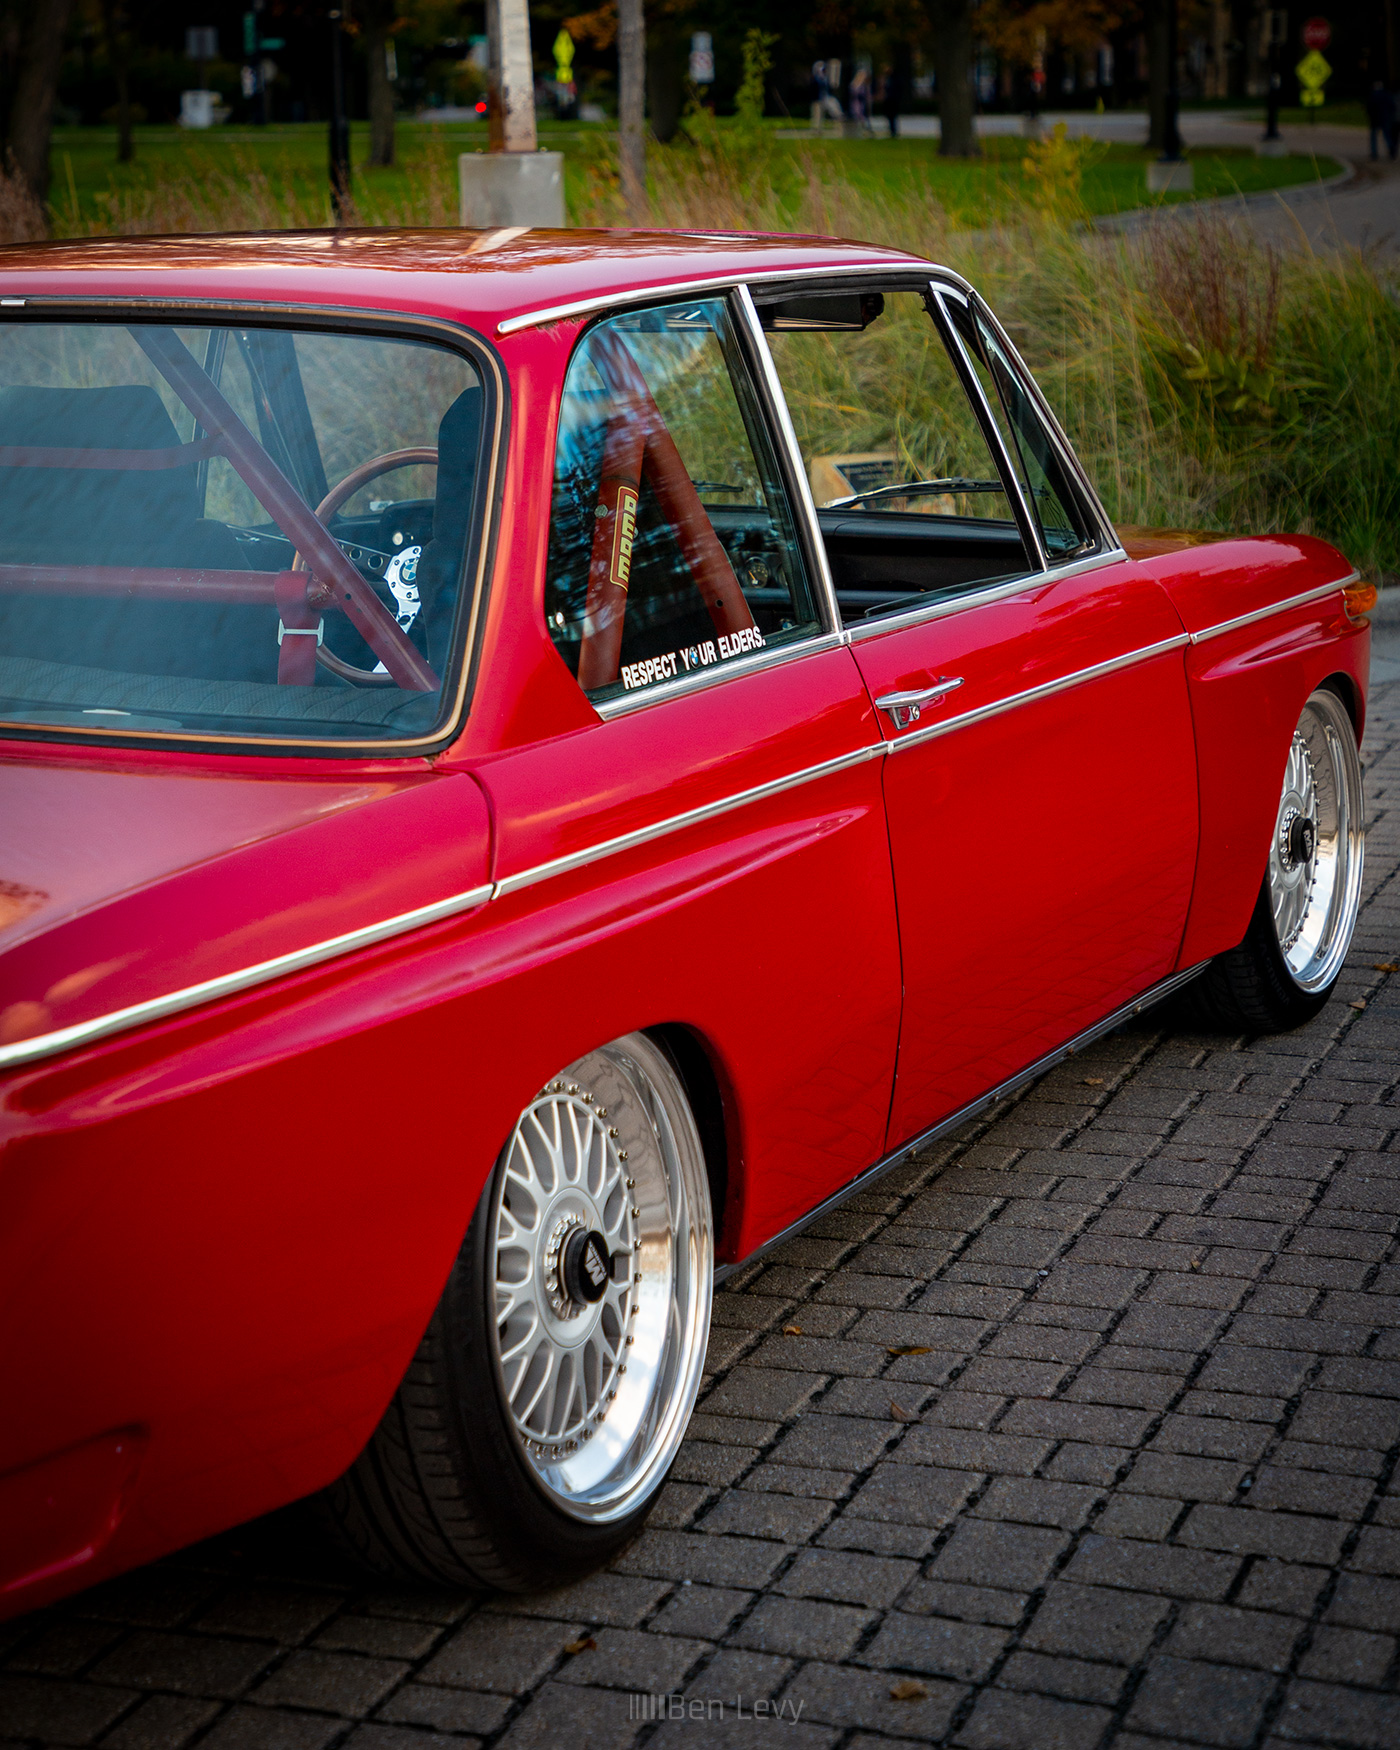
[1192, 685, 1365, 1032]
[318, 1033, 713, 1590]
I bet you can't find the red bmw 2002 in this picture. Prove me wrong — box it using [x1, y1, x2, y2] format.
[0, 230, 1372, 1613]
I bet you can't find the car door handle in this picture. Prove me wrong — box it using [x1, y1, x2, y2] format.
[875, 676, 965, 730]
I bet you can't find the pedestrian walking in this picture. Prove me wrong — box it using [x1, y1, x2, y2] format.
[848, 66, 872, 134]
[877, 60, 903, 138]
[1367, 79, 1398, 161]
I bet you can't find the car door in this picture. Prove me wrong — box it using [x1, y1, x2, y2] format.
[469, 290, 902, 1260]
[757, 275, 1199, 1153]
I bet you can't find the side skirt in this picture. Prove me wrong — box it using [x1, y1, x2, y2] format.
[714, 961, 1208, 1283]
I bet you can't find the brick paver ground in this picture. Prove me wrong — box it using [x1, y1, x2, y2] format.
[4, 651, 1399, 1750]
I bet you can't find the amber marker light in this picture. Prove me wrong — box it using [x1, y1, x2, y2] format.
[1343, 581, 1379, 621]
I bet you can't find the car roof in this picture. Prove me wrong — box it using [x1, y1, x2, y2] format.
[0, 228, 936, 338]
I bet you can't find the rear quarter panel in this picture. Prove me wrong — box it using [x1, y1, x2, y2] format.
[1131, 535, 1368, 969]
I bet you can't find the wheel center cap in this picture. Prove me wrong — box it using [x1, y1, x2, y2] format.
[1287, 815, 1316, 866]
[561, 1228, 612, 1305]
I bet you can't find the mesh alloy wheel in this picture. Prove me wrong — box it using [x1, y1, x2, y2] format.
[1265, 689, 1365, 994]
[489, 1037, 713, 1521]
[1191, 685, 1365, 1034]
[317, 1032, 713, 1589]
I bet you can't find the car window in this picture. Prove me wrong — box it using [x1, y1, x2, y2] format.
[937, 289, 1099, 564]
[0, 320, 489, 748]
[545, 297, 821, 705]
[757, 287, 1034, 627]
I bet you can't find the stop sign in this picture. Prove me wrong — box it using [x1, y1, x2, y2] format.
[1303, 17, 1331, 50]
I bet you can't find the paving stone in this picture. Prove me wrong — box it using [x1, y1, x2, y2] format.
[1274, 1678, 1400, 1748]
[495, 1679, 640, 1750]
[1290, 1390, 1400, 1450]
[1296, 1624, 1396, 1685]
[971, 1478, 1100, 1530]
[341, 1727, 478, 1750]
[554, 1627, 708, 1692]
[98, 1694, 222, 1750]
[88, 1632, 275, 1699]
[1125, 1655, 1274, 1747]
[1095, 1495, 1182, 1540]
[702, 1369, 827, 1422]
[649, 1585, 752, 1641]
[769, 1416, 895, 1472]
[860, 1612, 1009, 1681]
[930, 1522, 1071, 1591]
[419, 1615, 576, 1693]
[0, 1675, 138, 1745]
[900, 1582, 1030, 1627]
[993, 1649, 1125, 1705]
[1, 1619, 125, 1678]
[195, 1708, 345, 1750]
[612, 1531, 788, 1589]
[698, 1491, 832, 1544]
[1061, 1535, 1241, 1600]
[1177, 1504, 1349, 1566]
[1165, 1603, 1302, 1672]
[787, 1659, 966, 1738]
[193, 1589, 343, 1643]
[1150, 1416, 1273, 1463]
[774, 1549, 918, 1609]
[311, 1617, 442, 1660]
[1238, 1561, 1332, 1618]
[248, 1651, 409, 1715]
[741, 1464, 853, 1500]
[891, 1428, 1053, 1476]
[1019, 1583, 1170, 1662]
[1045, 1444, 1133, 1486]
[487, 1573, 671, 1630]
[841, 1465, 979, 1529]
[374, 1685, 512, 1734]
[728, 1597, 874, 1660]
[1245, 1466, 1374, 1518]
[1122, 1452, 1249, 1503]
[954, 1685, 1113, 1750]
[998, 1401, 1155, 1445]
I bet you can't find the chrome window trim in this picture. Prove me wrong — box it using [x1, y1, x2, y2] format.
[714, 959, 1210, 1281]
[593, 628, 847, 719]
[496, 259, 935, 336]
[843, 545, 1129, 644]
[884, 632, 1190, 755]
[966, 289, 1120, 553]
[1189, 576, 1354, 645]
[0, 883, 495, 1073]
[926, 283, 1049, 572]
[731, 283, 843, 637]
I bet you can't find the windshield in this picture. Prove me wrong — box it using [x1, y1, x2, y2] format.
[0, 319, 488, 749]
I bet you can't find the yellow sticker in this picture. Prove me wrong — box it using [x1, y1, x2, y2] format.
[609, 485, 638, 590]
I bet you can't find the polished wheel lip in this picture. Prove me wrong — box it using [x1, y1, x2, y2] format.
[1268, 688, 1365, 995]
[487, 1037, 712, 1525]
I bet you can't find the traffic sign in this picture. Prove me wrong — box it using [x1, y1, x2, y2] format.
[1302, 17, 1331, 51]
[1296, 49, 1331, 89]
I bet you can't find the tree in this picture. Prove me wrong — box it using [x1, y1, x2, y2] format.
[361, 0, 399, 168]
[927, 0, 979, 156]
[99, 0, 133, 165]
[8, 0, 74, 203]
[618, 0, 646, 220]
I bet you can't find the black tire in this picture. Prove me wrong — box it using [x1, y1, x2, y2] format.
[317, 1032, 713, 1591]
[1188, 685, 1364, 1034]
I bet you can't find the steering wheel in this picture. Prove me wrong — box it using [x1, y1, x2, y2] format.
[292, 446, 438, 685]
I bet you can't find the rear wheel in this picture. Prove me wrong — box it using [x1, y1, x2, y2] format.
[318, 1032, 713, 1589]
[1191, 686, 1364, 1032]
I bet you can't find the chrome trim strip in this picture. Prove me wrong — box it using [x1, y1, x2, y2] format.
[594, 630, 846, 719]
[495, 743, 882, 897]
[714, 960, 1210, 1281]
[885, 633, 1190, 754]
[1188, 575, 1355, 645]
[0, 883, 496, 1073]
[732, 283, 843, 636]
[496, 259, 937, 335]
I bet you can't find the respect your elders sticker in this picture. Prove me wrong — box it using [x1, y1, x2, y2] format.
[620, 626, 765, 691]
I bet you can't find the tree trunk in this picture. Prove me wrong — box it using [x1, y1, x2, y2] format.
[1145, 0, 1168, 151]
[8, 0, 74, 203]
[927, 0, 978, 158]
[646, 16, 682, 145]
[366, 22, 395, 167]
[617, 0, 646, 221]
[487, 0, 537, 153]
[101, 0, 132, 165]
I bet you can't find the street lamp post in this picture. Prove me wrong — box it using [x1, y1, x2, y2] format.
[329, 8, 352, 220]
[1161, 0, 1183, 160]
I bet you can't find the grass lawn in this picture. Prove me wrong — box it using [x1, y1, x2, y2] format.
[49, 120, 1342, 234]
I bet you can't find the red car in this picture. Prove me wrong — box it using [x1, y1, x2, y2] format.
[0, 230, 1371, 1615]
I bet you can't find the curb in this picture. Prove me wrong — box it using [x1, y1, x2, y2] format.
[1372, 588, 1400, 627]
[1094, 154, 1355, 234]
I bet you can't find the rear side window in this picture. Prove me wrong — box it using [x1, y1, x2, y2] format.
[545, 297, 821, 705]
[0, 320, 490, 749]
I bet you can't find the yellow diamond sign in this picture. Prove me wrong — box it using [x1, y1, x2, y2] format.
[1296, 49, 1331, 89]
